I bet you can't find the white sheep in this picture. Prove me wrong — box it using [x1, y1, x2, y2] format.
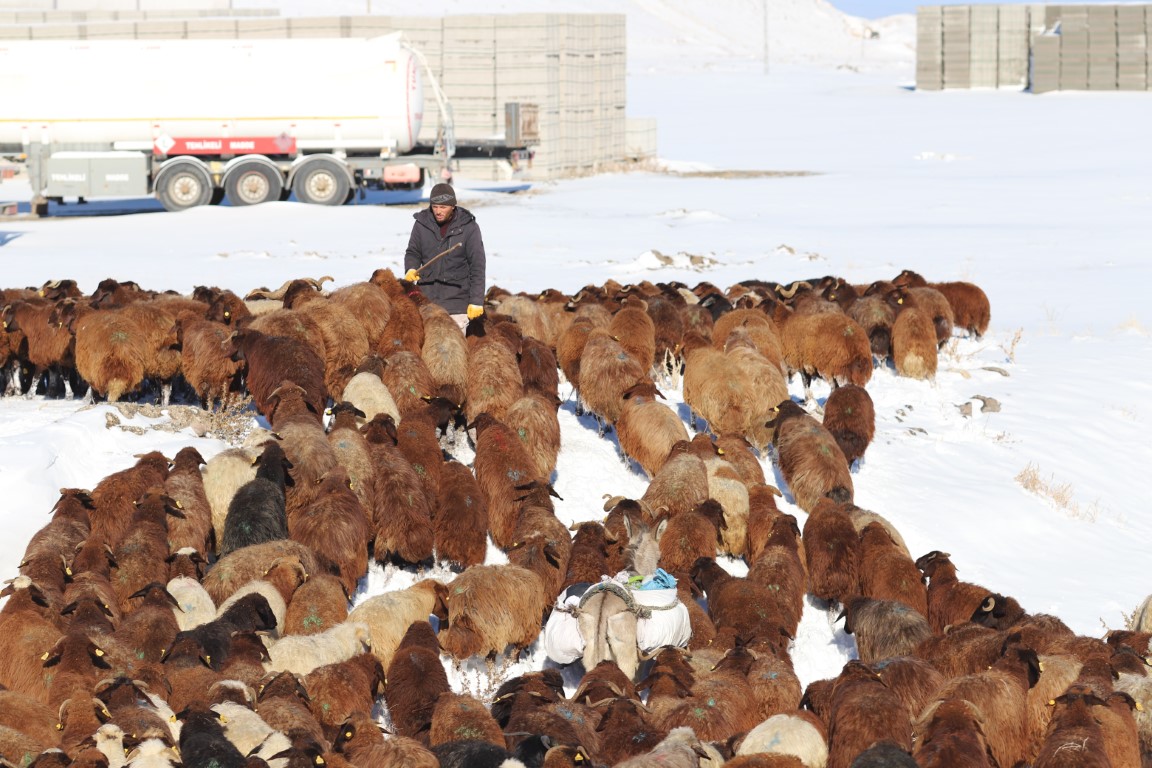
[167, 574, 216, 631]
[125, 737, 180, 767]
[94, 723, 128, 768]
[347, 579, 446, 669]
[341, 370, 402, 427]
[615, 727, 715, 768]
[263, 620, 372, 676]
[737, 712, 829, 768]
[1129, 593, 1152, 632]
[212, 700, 287, 758]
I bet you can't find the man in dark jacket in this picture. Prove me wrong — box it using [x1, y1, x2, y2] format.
[403, 182, 486, 329]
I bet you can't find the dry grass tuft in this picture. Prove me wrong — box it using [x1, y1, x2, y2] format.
[1015, 462, 1098, 522]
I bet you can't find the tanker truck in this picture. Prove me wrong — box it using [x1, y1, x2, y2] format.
[0, 34, 536, 213]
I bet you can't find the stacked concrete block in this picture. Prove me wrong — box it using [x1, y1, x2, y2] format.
[136, 20, 188, 40]
[969, 5, 999, 87]
[1031, 33, 1061, 92]
[997, 4, 1031, 88]
[286, 16, 347, 40]
[1054, 6, 1090, 89]
[942, 5, 972, 88]
[917, 5, 944, 90]
[1088, 5, 1118, 89]
[441, 14, 498, 142]
[235, 17, 292, 39]
[625, 118, 657, 161]
[184, 18, 236, 39]
[1117, 5, 1147, 90]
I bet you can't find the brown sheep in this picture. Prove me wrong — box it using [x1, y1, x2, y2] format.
[802, 499, 861, 605]
[615, 380, 690, 478]
[464, 336, 524, 424]
[773, 303, 872, 399]
[591, 697, 667, 765]
[746, 513, 807, 639]
[200, 540, 323, 607]
[505, 392, 562, 482]
[162, 446, 214, 556]
[657, 500, 722, 579]
[518, 334, 561, 401]
[691, 558, 790, 645]
[899, 284, 955, 347]
[712, 307, 786, 373]
[0, 691, 60, 753]
[334, 711, 437, 768]
[857, 522, 927, 616]
[825, 660, 912, 768]
[303, 651, 385, 743]
[640, 440, 710, 520]
[658, 644, 762, 743]
[928, 644, 1042, 768]
[471, 412, 541, 549]
[361, 414, 435, 567]
[700, 451, 752, 558]
[380, 349, 437, 419]
[383, 621, 450, 744]
[893, 270, 991, 339]
[287, 466, 371, 596]
[563, 521, 613, 588]
[325, 401, 375, 513]
[915, 550, 1027, 634]
[418, 304, 469, 404]
[328, 280, 394, 354]
[173, 312, 242, 408]
[111, 487, 185, 615]
[0, 580, 61, 700]
[914, 698, 997, 768]
[888, 289, 938, 379]
[576, 327, 648, 427]
[555, 313, 605, 391]
[1, 298, 80, 400]
[744, 482, 785, 563]
[715, 433, 768, 486]
[228, 327, 328, 422]
[610, 297, 657, 374]
[1032, 685, 1114, 768]
[913, 622, 1007, 680]
[283, 572, 348, 637]
[88, 450, 171, 550]
[867, 656, 947, 727]
[368, 268, 426, 354]
[282, 285, 372, 397]
[440, 564, 548, 661]
[682, 337, 787, 451]
[253, 670, 327, 750]
[429, 691, 505, 748]
[821, 384, 874, 467]
[769, 399, 853, 513]
[433, 460, 489, 570]
[840, 597, 932, 665]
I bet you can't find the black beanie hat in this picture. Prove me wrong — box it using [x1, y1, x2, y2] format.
[429, 183, 456, 207]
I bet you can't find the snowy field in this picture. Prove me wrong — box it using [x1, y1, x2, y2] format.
[0, 0, 1150, 693]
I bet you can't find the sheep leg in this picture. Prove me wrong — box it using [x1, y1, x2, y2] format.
[67, 368, 89, 400]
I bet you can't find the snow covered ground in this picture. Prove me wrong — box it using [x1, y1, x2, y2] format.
[1, 0, 1150, 693]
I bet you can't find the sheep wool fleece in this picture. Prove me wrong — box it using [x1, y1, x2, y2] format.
[403, 206, 486, 315]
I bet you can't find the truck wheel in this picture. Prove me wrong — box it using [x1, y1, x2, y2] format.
[225, 161, 283, 206]
[156, 163, 213, 212]
[292, 159, 350, 206]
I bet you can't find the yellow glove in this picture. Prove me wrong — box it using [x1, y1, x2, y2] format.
[466, 304, 485, 320]
[403, 268, 420, 284]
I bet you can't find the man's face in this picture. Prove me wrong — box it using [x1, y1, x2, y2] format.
[432, 204, 455, 224]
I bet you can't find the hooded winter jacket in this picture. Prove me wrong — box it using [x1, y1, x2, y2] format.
[403, 205, 486, 315]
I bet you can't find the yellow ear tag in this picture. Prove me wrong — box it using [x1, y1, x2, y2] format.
[898, 298, 904, 305]
[1038, 661, 1045, 672]
[41, 652, 50, 661]
[344, 730, 353, 739]
[315, 757, 325, 765]
[219, 715, 228, 725]
[1048, 699, 1056, 706]
[175, 500, 183, 510]
[716, 448, 725, 455]
[56, 723, 63, 731]
[575, 755, 585, 763]
[65, 567, 73, 577]
[1136, 702, 1145, 712]
[94, 648, 104, 657]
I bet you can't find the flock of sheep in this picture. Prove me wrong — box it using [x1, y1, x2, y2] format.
[0, 268, 1148, 768]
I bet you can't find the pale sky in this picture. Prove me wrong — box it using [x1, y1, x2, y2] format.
[827, 0, 1116, 19]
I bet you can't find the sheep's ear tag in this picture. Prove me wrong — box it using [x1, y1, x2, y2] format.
[898, 298, 904, 304]
[344, 730, 353, 739]
[224, 310, 231, 319]
[175, 500, 183, 510]
[55, 723, 63, 731]
[40, 651, 51, 661]
[1137, 702, 1145, 712]
[716, 448, 725, 455]
[1038, 661, 1045, 672]
[219, 715, 228, 724]
[315, 757, 325, 766]
[1048, 699, 1056, 706]
[575, 755, 585, 763]
[169, 715, 177, 723]
[94, 648, 105, 657]
[65, 566, 73, 577]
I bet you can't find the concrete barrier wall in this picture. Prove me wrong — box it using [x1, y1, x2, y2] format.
[916, 3, 1151, 92]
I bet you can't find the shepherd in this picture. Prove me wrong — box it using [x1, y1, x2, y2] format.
[403, 182, 487, 330]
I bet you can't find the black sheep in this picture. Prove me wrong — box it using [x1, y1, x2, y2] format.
[219, 442, 293, 557]
[178, 701, 247, 768]
[170, 592, 278, 671]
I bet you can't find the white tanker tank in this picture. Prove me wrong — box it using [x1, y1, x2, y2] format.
[0, 34, 434, 211]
